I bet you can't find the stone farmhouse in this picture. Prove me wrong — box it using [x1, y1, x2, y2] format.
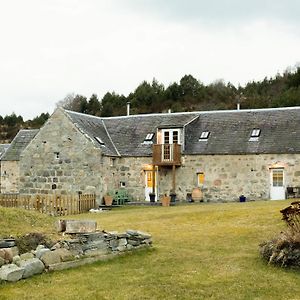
[1, 106, 300, 203]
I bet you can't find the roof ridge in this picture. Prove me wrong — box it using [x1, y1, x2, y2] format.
[65, 106, 300, 120]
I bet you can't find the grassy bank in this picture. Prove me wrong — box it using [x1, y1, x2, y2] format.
[0, 200, 299, 299]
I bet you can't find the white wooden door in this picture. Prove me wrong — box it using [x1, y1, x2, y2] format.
[270, 168, 285, 200]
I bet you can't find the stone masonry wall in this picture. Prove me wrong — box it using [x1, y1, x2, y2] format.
[0, 226, 152, 283]
[19, 109, 105, 202]
[103, 156, 152, 201]
[158, 153, 300, 201]
[0, 161, 19, 193]
[18, 109, 152, 203]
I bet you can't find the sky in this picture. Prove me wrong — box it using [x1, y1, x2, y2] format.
[0, 0, 299, 120]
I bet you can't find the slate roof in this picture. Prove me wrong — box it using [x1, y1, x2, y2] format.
[103, 113, 199, 156]
[184, 107, 300, 155]
[64, 110, 119, 156]
[64, 107, 300, 157]
[0, 144, 10, 159]
[1, 130, 39, 161]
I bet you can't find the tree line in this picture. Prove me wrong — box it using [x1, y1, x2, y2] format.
[0, 113, 49, 143]
[58, 66, 300, 116]
[1, 65, 300, 142]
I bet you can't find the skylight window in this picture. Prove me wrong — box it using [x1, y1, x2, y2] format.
[94, 136, 105, 145]
[249, 129, 261, 142]
[143, 133, 154, 144]
[145, 133, 154, 141]
[199, 131, 210, 140]
[251, 129, 261, 137]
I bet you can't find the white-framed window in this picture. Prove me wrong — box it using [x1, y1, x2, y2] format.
[251, 129, 261, 137]
[143, 133, 154, 144]
[161, 129, 181, 144]
[199, 131, 210, 141]
[249, 129, 261, 142]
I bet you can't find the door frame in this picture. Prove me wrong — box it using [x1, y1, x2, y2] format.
[270, 168, 286, 200]
[144, 168, 158, 201]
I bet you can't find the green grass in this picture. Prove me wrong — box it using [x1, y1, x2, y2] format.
[1, 201, 300, 299]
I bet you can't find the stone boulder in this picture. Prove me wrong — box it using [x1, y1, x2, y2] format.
[35, 248, 51, 259]
[0, 239, 16, 248]
[40, 250, 61, 267]
[65, 220, 97, 234]
[20, 252, 35, 261]
[0, 257, 4, 267]
[0, 248, 14, 263]
[18, 258, 45, 278]
[0, 264, 25, 282]
[54, 248, 74, 262]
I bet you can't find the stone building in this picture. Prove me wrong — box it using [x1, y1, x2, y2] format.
[0, 130, 38, 193]
[2, 106, 300, 203]
[0, 143, 10, 192]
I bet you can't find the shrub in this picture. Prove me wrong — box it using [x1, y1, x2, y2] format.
[15, 232, 54, 254]
[259, 201, 300, 268]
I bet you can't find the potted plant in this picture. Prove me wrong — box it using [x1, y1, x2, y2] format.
[170, 192, 176, 203]
[103, 192, 113, 206]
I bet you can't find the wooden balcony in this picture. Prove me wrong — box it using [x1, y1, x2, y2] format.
[152, 144, 181, 166]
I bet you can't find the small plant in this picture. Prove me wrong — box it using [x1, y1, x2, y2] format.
[15, 232, 53, 254]
[280, 201, 300, 233]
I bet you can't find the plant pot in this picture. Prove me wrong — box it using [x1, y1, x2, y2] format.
[149, 193, 156, 203]
[192, 187, 203, 202]
[239, 195, 246, 202]
[104, 195, 113, 206]
[162, 195, 171, 207]
[170, 193, 176, 203]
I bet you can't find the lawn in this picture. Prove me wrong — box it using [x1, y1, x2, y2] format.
[0, 200, 299, 300]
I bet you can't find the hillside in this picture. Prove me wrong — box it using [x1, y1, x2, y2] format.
[1, 66, 300, 143]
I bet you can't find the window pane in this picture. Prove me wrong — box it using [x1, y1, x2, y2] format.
[173, 131, 179, 144]
[272, 170, 283, 187]
[164, 132, 170, 144]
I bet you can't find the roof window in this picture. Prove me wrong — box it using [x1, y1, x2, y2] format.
[143, 133, 154, 144]
[199, 131, 210, 140]
[249, 129, 261, 142]
[251, 129, 261, 137]
[145, 133, 154, 141]
[94, 136, 105, 146]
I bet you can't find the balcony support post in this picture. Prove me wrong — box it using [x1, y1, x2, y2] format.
[152, 165, 156, 195]
[172, 164, 176, 194]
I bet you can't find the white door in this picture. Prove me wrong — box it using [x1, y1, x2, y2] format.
[270, 168, 285, 200]
[145, 170, 157, 201]
[162, 129, 180, 161]
[162, 129, 180, 145]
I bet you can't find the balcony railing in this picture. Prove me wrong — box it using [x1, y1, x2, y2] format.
[152, 144, 181, 166]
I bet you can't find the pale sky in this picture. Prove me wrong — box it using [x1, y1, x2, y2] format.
[0, 0, 299, 120]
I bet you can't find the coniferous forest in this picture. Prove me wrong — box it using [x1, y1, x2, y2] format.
[1, 66, 300, 142]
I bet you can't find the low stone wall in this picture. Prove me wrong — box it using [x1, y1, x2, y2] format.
[0, 228, 152, 283]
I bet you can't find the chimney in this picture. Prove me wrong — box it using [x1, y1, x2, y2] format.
[127, 102, 130, 116]
[237, 102, 240, 110]
[168, 109, 171, 114]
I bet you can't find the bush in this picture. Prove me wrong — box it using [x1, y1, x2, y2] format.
[15, 233, 54, 254]
[259, 201, 300, 268]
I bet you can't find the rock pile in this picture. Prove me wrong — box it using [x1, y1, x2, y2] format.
[0, 220, 152, 283]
